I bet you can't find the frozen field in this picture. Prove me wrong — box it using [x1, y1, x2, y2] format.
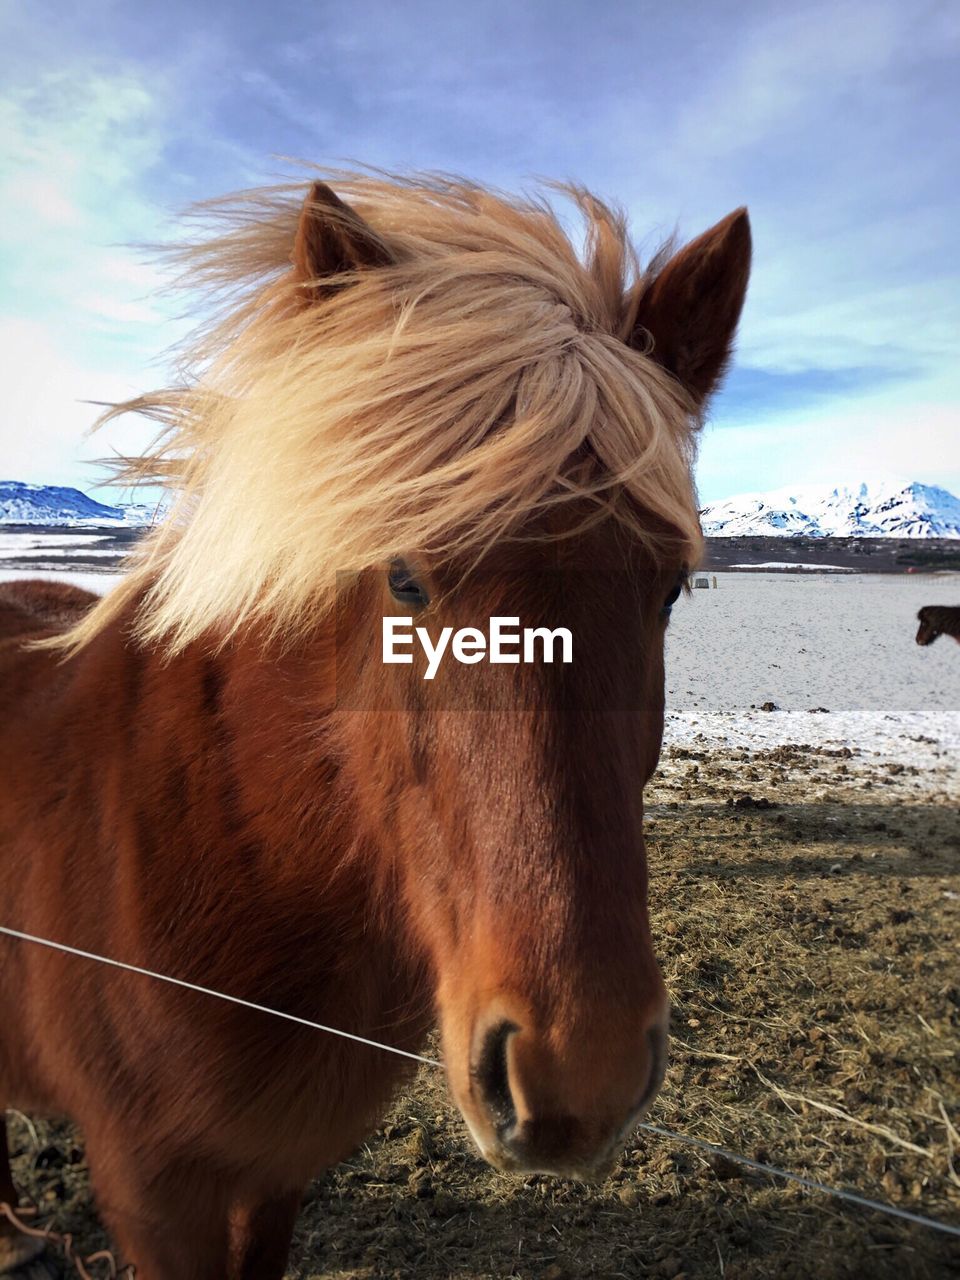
[0, 567, 124, 596]
[664, 572, 959, 768]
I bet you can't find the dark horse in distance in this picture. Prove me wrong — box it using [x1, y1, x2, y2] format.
[916, 605, 960, 646]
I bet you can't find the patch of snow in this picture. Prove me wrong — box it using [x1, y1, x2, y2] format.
[0, 547, 127, 559]
[0, 533, 111, 552]
[728, 562, 856, 571]
[663, 708, 960, 768]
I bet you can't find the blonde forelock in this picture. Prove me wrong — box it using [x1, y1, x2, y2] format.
[59, 170, 703, 655]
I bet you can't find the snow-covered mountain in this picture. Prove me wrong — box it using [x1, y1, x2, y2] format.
[6, 476, 959, 538]
[700, 478, 960, 539]
[0, 481, 156, 526]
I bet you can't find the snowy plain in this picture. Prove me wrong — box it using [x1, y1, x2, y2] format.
[0, 533, 112, 553]
[0, 568, 124, 596]
[663, 572, 959, 772]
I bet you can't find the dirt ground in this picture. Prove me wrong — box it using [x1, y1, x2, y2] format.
[6, 742, 960, 1279]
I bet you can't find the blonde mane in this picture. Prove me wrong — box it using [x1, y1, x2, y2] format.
[63, 170, 704, 655]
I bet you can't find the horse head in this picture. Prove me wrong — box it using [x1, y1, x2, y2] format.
[302, 184, 752, 1177]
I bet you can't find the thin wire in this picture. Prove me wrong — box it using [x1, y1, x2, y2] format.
[0, 925, 438, 1068]
[635, 1123, 960, 1240]
[3, 923, 959, 1242]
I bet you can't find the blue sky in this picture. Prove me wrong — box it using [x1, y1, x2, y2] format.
[1, 0, 958, 504]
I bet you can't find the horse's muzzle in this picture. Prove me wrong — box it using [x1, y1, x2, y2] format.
[461, 1000, 669, 1179]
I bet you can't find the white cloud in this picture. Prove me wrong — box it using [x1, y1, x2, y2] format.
[738, 274, 960, 376]
[698, 391, 960, 503]
[0, 66, 185, 487]
[0, 69, 173, 332]
[0, 318, 157, 489]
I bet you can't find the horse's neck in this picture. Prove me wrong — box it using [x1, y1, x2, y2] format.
[53, 602, 394, 988]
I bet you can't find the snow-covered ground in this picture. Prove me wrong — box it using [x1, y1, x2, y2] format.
[664, 573, 959, 771]
[727, 561, 855, 572]
[0, 533, 113, 553]
[0, 547, 121, 559]
[0, 568, 123, 596]
[0, 528, 137, 570]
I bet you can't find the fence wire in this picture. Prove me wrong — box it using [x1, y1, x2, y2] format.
[1, 922, 959, 1253]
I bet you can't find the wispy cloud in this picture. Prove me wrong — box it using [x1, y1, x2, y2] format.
[0, 63, 186, 487]
[0, 68, 176, 326]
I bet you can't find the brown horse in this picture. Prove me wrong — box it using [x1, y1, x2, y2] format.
[0, 173, 750, 1278]
[916, 605, 960, 645]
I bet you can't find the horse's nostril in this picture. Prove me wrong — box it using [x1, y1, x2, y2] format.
[472, 1018, 518, 1136]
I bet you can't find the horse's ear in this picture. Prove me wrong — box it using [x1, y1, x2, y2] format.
[630, 208, 751, 407]
[291, 181, 395, 299]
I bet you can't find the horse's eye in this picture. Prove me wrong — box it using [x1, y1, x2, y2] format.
[388, 559, 430, 609]
[662, 574, 686, 614]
